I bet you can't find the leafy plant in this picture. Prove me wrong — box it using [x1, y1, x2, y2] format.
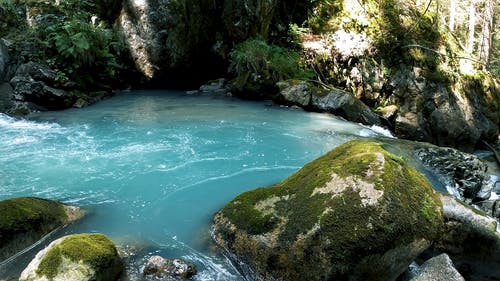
[0, 0, 25, 37]
[229, 39, 313, 93]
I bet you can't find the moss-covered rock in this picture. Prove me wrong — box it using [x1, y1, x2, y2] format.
[0, 197, 84, 262]
[212, 140, 443, 281]
[19, 233, 123, 281]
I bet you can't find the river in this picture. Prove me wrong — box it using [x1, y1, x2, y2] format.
[0, 90, 406, 280]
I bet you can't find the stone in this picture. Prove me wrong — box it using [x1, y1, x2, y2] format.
[414, 146, 487, 199]
[15, 62, 56, 85]
[9, 62, 74, 110]
[437, 194, 500, 281]
[0, 197, 85, 262]
[410, 254, 464, 281]
[19, 233, 123, 281]
[0, 82, 14, 111]
[276, 80, 312, 107]
[277, 79, 382, 126]
[199, 78, 229, 95]
[474, 199, 500, 219]
[311, 87, 382, 126]
[212, 140, 443, 281]
[143, 255, 197, 279]
[0, 39, 9, 82]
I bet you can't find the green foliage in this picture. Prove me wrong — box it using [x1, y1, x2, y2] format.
[41, 18, 123, 86]
[36, 234, 119, 280]
[306, 0, 344, 32]
[229, 39, 313, 93]
[0, 0, 25, 37]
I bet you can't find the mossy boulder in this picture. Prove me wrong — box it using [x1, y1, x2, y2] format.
[0, 197, 84, 262]
[19, 233, 123, 281]
[212, 140, 443, 281]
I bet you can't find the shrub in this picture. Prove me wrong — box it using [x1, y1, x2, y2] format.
[229, 39, 312, 93]
[0, 0, 25, 37]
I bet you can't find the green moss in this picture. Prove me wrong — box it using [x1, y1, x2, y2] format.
[221, 140, 442, 242]
[0, 197, 68, 247]
[217, 140, 443, 279]
[36, 234, 118, 280]
[222, 187, 278, 235]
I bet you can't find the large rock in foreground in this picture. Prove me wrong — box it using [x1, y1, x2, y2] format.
[437, 194, 500, 280]
[212, 140, 443, 281]
[19, 233, 123, 281]
[0, 197, 84, 262]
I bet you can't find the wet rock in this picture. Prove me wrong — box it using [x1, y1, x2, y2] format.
[212, 140, 443, 281]
[144, 255, 197, 279]
[0, 197, 85, 262]
[277, 80, 382, 126]
[410, 253, 464, 281]
[0, 39, 9, 82]
[414, 146, 487, 199]
[311, 88, 382, 126]
[0, 82, 14, 111]
[19, 233, 123, 281]
[474, 200, 500, 219]
[437, 194, 500, 281]
[9, 62, 74, 110]
[199, 78, 228, 95]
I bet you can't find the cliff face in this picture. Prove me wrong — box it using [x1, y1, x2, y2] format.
[115, 0, 293, 86]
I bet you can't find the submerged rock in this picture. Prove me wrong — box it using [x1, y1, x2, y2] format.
[143, 255, 197, 279]
[212, 140, 443, 281]
[410, 253, 464, 281]
[19, 233, 123, 281]
[414, 146, 487, 199]
[0, 197, 84, 262]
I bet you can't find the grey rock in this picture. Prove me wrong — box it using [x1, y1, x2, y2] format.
[277, 80, 312, 107]
[0, 82, 14, 111]
[437, 194, 500, 281]
[474, 200, 500, 219]
[9, 62, 73, 111]
[144, 255, 197, 279]
[277, 80, 382, 126]
[199, 78, 228, 94]
[410, 254, 464, 281]
[311, 88, 382, 126]
[0, 39, 9, 82]
[15, 62, 56, 85]
[389, 65, 498, 152]
[414, 146, 487, 199]
[475, 175, 499, 201]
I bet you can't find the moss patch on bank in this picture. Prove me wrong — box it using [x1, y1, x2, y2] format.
[0, 197, 68, 248]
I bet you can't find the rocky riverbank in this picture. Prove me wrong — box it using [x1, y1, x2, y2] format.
[1, 0, 499, 152]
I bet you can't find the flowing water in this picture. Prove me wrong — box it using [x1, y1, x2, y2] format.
[1, 90, 396, 280]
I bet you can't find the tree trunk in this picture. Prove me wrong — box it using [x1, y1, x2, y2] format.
[478, 0, 495, 65]
[449, 0, 456, 31]
[466, 0, 476, 55]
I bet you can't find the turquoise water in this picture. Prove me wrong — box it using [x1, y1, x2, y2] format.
[0, 90, 392, 280]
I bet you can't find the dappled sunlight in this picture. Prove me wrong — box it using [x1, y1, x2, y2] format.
[118, 0, 155, 78]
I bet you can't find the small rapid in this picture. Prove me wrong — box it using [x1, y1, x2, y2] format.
[0, 90, 393, 280]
